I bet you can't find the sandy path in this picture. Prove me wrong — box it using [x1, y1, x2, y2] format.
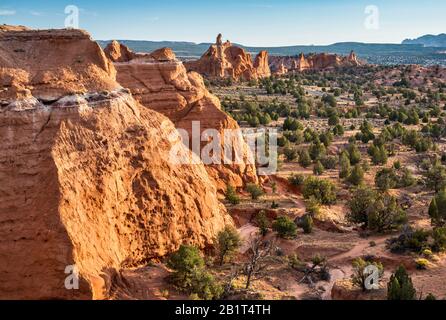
[329, 235, 388, 263]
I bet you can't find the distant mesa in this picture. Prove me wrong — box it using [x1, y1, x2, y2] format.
[185, 34, 271, 81]
[402, 33, 446, 47]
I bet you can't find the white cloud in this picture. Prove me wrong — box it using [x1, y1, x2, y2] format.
[30, 11, 43, 16]
[0, 9, 16, 16]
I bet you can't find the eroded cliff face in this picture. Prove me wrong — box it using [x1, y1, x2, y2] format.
[105, 41, 258, 193]
[0, 27, 230, 299]
[185, 34, 271, 81]
[269, 51, 361, 74]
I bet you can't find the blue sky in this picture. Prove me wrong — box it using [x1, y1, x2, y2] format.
[1, 0, 445, 46]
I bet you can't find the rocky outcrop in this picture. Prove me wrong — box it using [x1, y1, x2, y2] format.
[185, 34, 271, 81]
[270, 51, 361, 75]
[111, 41, 258, 193]
[275, 62, 288, 76]
[0, 27, 230, 299]
[253, 50, 271, 78]
[103, 41, 176, 63]
[104, 40, 136, 62]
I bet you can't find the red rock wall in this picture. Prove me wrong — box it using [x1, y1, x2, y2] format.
[0, 27, 230, 299]
[113, 51, 258, 193]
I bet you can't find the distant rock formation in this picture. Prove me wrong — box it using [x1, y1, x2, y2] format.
[254, 50, 272, 78]
[402, 33, 446, 47]
[106, 41, 258, 193]
[275, 62, 288, 76]
[0, 27, 230, 299]
[104, 40, 136, 62]
[185, 34, 271, 81]
[269, 51, 361, 74]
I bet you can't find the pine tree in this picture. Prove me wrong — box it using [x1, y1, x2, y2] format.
[387, 266, 416, 300]
[339, 152, 351, 179]
[429, 197, 440, 225]
[348, 164, 364, 186]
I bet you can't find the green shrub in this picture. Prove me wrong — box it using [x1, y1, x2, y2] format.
[246, 183, 265, 200]
[349, 189, 406, 232]
[288, 174, 305, 186]
[283, 147, 298, 162]
[256, 210, 269, 236]
[298, 149, 312, 168]
[272, 216, 298, 239]
[300, 214, 314, 234]
[432, 227, 446, 252]
[225, 184, 240, 205]
[347, 143, 362, 165]
[309, 141, 327, 161]
[387, 266, 416, 300]
[367, 194, 407, 232]
[321, 156, 337, 170]
[339, 151, 351, 179]
[368, 144, 388, 165]
[348, 164, 364, 186]
[415, 258, 429, 270]
[425, 163, 446, 192]
[303, 176, 337, 205]
[313, 161, 325, 176]
[348, 187, 377, 228]
[375, 168, 397, 191]
[386, 226, 430, 254]
[305, 196, 320, 216]
[216, 226, 241, 265]
[429, 190, 446, 226]
[167, 245, 204, 288]
[188, 268, 223, 300]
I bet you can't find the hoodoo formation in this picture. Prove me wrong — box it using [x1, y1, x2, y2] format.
[269, 51, 361, 74]
[0, 26, 230, 299]
[185, 34, 271, 81]
[104, 41, 258, 192]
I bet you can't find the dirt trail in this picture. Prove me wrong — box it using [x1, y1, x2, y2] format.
[329, 235, 389, 264]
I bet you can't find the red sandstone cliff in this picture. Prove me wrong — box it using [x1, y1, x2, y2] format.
[185, 34, 271, 81]
[0, 27, 230, 299]
[104, 41, 258, 192]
